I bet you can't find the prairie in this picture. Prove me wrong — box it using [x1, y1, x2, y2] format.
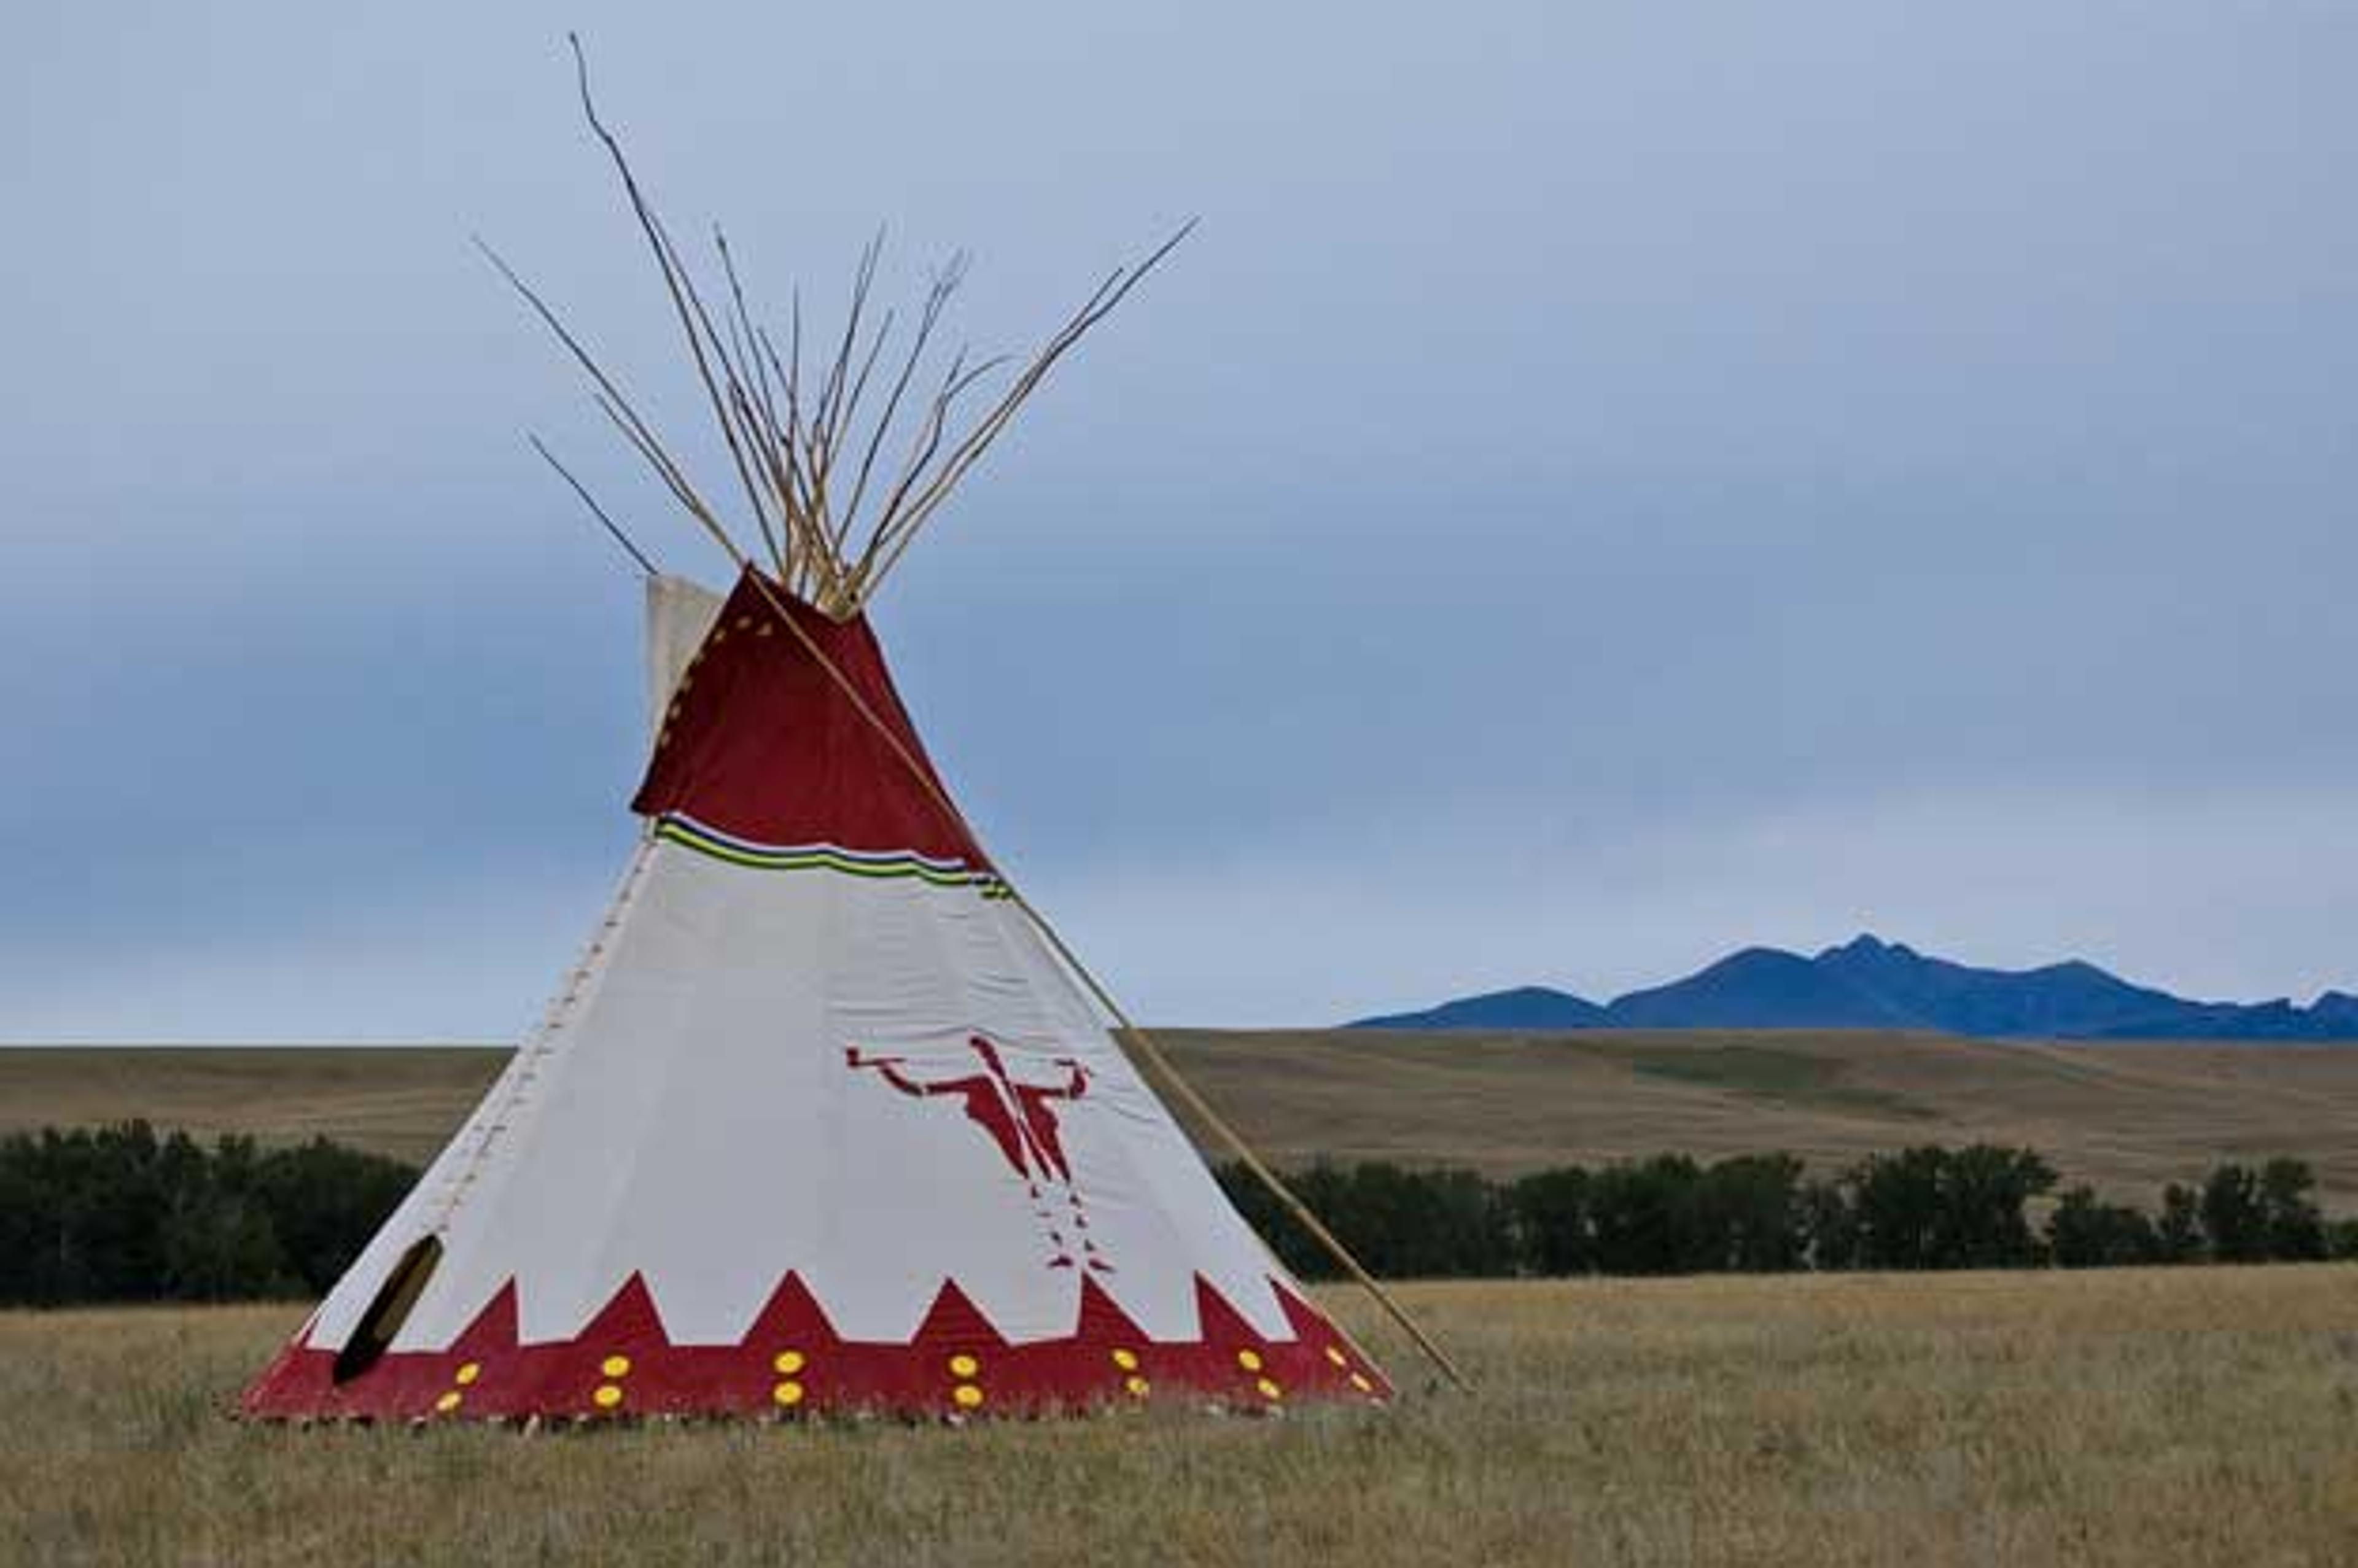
[8, 1030, 2358, 1205]
[4, 1269, 2355, 1566]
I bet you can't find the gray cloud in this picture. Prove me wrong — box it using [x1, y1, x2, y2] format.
[4, 1, 2352, 1038]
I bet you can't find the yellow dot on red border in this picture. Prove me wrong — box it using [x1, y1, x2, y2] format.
[593, 1384, 625, 1409]
[948, 1353, 980, 1378]
[1235, 1348, 1264, 1372]
[1110, 1348, 1139, 1371]
[1349, 1372, 1376, 1394]
[773, 1349, 806, 1375]
[454, 1362, 481, 1386]
[1124, 1376, 1150, 1398]
[1256, 1378, 1284, 1401]
[772, 1381, 805, 1407]
[600, 1355, 631, 1378]
[434, 1391, 462, 1413]
[952, 1383, 984, 1409]
[1323, 1346, 1348, 1368]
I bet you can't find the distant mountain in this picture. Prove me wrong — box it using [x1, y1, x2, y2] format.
[1609, 946, 1915, 1030]
[1352, 986, 1609, 1031]
[1350, 934, 2358, 1040]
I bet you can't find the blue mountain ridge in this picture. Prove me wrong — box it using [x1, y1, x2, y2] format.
[1349, 935, 2358, 1040]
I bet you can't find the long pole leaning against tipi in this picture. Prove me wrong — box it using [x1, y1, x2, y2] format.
[733, 565, 1473, 1395]
[503, 34, 1470, 1396]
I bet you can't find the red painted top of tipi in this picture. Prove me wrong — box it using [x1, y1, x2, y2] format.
[630, 570, 989, 869]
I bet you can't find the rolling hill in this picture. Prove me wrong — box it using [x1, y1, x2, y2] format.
[6, 1030, 2358, 1209]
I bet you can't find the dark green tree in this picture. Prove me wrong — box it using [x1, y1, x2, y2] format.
[1216, 1160, 1517, 1279]
[1508, 1165, 1593, 1276]
[1216, 1160, 1336, 1279]
[2047, 1185, 2159, 1268]
[1799, 1176, 1859, 1270]
[1934, 1145, 2057, 1267]
[1844, 1146, 2055, 1269]
[249, 1138, 421, 1292]
[1588, 1155, 1705, 1275]
[1846, 1147, 1948, 1269]
[2325, 1218, 2358, 1262]
[2202, 1165, 2271, 1262]
[2258, 1158, 2327, 1262]
[2155, 1182, 2206, 1263]
[1695, 1154, 1808, 1272]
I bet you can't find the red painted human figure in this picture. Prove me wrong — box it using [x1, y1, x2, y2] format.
[846, 1035, 1104, 1271]
[846, 1036, 1088, 1182]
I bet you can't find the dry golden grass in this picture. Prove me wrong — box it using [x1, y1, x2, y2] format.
[1154, 1029, 2358, 1208]
[4, 1270, 2355, 1566]
[0, 1049, 503, 1168]
[9, 1032, 2358, 1206]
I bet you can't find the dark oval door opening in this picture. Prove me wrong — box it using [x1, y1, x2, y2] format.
[332, 1234, 443, 1384]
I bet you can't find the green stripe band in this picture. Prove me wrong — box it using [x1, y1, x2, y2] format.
[653, 817, 1008, 898]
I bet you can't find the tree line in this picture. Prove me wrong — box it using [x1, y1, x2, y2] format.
[0, 1122, 414, 1306]
[2, 1122, 2352, 1306]
[1217, 1147, 2358, 1280]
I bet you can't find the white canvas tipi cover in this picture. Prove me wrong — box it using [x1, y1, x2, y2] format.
[642, 573, 724, 739]
[244, 572, 1386, 1419]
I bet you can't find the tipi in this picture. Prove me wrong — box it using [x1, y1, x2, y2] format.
[241, 50, 1406, 1422]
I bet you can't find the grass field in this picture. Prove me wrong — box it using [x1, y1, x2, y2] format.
[4, 1269, 2354, 1566]
[9, 1030, 2358, 1206]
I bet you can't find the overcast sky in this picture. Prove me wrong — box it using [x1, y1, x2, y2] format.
[4, 2, 2352, 1041]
